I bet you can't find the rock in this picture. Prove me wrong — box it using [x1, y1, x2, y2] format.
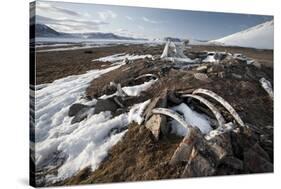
[245, 67, 255, 80]
[84, 50, 93, 54]
[235, 57, 247, 64]
[244, 148, 273, 173]
[94, 98, 119, 114]
[145, 114, 166, 140]
[102, 84, 116, 95]
[71, 108, 91, 124]
[232, 73, 243, 79]
[220, 156, 243, 170]
[193, 73, 211, 82]
[207, 133, 233, 161]
[144, 89, 168, 139]
[144, 89, 167, 122]
[250, 143, 271, 161]
[123, 57, 130, 64]
[253, 61, 262, 69]
[181, 152, 216, 177]
[68, 103, 90, 117]
[170, 127, 202, 165]
[218, 71, 225, 78]
[168, 91, 183, 105]
[207, 64, 224, 73]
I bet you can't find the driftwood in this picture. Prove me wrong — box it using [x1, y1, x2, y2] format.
[193, 88, 245, 127]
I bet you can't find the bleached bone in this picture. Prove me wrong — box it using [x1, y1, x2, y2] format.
[152, 108, 192, 129]
[161, 40, 187, 59]
[135, 73, 159, 81]
[169, 127, 199, 165]
[205, 122, 235, 140]
[181, 94, 226, 128]
[109, 82, 128, 97]
[192, 88, 245, 127]
[152, 108, 234, 142]
[259, 78, 273, 100]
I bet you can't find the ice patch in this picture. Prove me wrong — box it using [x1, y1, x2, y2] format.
[169, 103, 212, 136]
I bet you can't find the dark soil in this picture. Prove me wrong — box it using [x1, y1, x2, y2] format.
[35, 44, 162, 84]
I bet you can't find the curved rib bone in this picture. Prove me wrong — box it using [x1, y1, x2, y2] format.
[135, 73, 159, 81]
[181, 94, 226, 128]
[192, 88, 245, 127]
[152, 108, 192, 129]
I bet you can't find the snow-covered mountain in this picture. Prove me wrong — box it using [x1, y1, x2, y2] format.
[213, 20, 273, 49]
[34, 24, 147, 40]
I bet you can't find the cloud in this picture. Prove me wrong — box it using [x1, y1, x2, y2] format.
[115, 28, 146, 39]
[98, 10, 117, 20]
[142, 16, 161, 24]
[36, 2, 110, 33]
[126, 16, 133, 21]
[36, 15, 108, 33]
[37, 1, 82, 17]
[137, 25, 144, 30]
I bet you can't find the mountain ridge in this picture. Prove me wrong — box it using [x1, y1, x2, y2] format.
[35, 24, 147, 41]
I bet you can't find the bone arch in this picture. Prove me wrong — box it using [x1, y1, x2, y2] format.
[193, 88, 245, 127]
[181, 94, 226, 128]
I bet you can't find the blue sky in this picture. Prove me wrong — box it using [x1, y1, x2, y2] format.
[36, 1, 273, 40]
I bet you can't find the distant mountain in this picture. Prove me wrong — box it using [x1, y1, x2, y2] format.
[35, 24, 61, 37]
[163, 37, 181, 42]
[72, 32, 144, 40]
[212, 20, 273, 49]
[34, 24, 147, 40]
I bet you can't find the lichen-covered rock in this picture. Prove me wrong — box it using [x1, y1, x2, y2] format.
[68, 103, 90, 117]
[94, 98, 119, 114]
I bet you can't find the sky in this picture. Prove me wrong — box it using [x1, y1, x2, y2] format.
[35, 1, 273, 40]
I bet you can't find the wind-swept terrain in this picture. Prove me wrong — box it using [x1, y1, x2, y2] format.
[31, 19, 274, 187]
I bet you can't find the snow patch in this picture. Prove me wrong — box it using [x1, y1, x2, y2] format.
[169, 103, 212, 136]
[128, 100, 151, 124]
[35, 63, 152, 182]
